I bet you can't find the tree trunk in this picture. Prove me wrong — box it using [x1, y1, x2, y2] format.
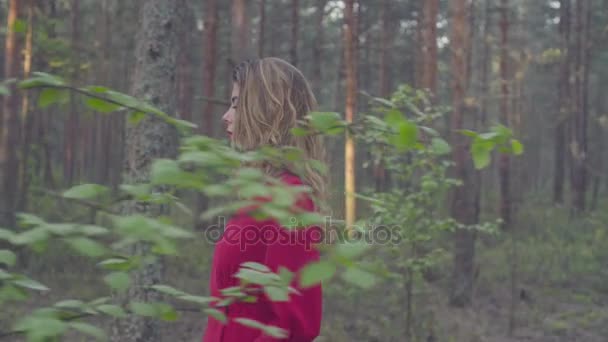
[344, 0, 357, 230]
[499, 0, 511, 229]
[109, 0, 184, 340]
[291, 0, 299, 66]
[63, 0, 80, 186]
[448, 0, 477, 308]
[374, 0, 391, 192]
[0, 0, 23, 228]
[203, 0, 219, 136]
[420, 0, 439, 96]
[570, 0, 589, 213]
[259, 0, 266, 57]
[554, 0, 571, 205]
[312, 0, 328, 93]
[17, 0, 34, 212]
[177, 7, 194, 122]
[231, 0, 250, 63]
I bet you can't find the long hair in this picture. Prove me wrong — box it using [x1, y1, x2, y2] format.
[232, 57, 328, 209]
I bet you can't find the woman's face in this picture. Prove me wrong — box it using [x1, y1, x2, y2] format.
[222, 83, 239, 140]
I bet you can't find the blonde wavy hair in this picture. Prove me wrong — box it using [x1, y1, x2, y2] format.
[232, 57, 328, 208]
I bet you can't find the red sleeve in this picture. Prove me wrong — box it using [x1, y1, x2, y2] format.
[254, 225, 322, 342]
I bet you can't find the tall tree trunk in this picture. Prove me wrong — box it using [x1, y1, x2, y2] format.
[344, 0, 357, 230]
[64, 0, 80, 186]
[374, 0, 391, 192]
[448, 0, 477, 308]
[17, 0, 34, 212]
[259, 0, 266, 57]
[420, 0, 439, 96]
[231, 0, 250, 64]
[109, 0, 184, 340]
[554, 0, 571, 205]
[571, 0, 589, 213]
[197, 0, 219, 229]
[203, 0, 218, 136]
[0, 0, 23, 228]
[312, 0, 327, 93]
[177, 7, 194, 122]
[499, 0, 511, 228]
[480, 0, 492, 127]
[291, 0, 299, 66]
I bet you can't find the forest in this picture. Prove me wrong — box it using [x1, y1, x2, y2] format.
[0, 0, 607, 341]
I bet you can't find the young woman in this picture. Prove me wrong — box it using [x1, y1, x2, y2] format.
[203, 58, 326, 342]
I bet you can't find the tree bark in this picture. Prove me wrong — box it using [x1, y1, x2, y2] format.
[203, 0, 219, 136]
[554, 0, 571, 205]
[448, 0, 477, 308]
[291, 0, 300, 66]
[570, 0, 590, 213]
[0, 0, 23, 228]
[109, 0, 184, 340]
[258, 0, 266, 57]
[419, 0, 439, 96]
[312, 0, 328, 93]
[17, 0, 34, 212]
[63, 0, 80, 186]
[231, 0, 250, 63]
[344, 0, 357, 230]
[177, 6, 194, 122]
[499, 0, 511, 229]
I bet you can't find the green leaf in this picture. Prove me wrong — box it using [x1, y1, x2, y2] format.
[0, 249, 17, 266]
[128, 111, 146, 125]
[471, 139, 494, 169]
[511, 139, 524, 155]
[335, 241, 369, 259]
[19, 72, 65, 89]
[430, 138, 451, 155]
[241, 262, 271, 273]
[103, 272, 130, 292]
[384, 109, 405, 126]
[11, 227, 49, 245]
[204, 308, 227, 323]
[84, 85, 110, 93]
[13, 278, 50, 291]
[69, 322, 106, 340]
[341, 267, 377, 289]
[150, 284, 187, 297]
[38, 88, 69, 108]
[291, 127, 310, 137]
[391, 120, 418, 151]
[12, 19, 27, 33]
[129, 302, 156, 317]
[15, 317, 66, 341]
[373, 97, 395, 108]
[98, 258, 136, 271]
[65, 237, 107, 257]
[179, 295, 216, 305]
[234, 268, 278, 286]
[264, 286, 289, 302]
[96, 304, 127, 318]
[54, 299, 85, 310]
[299, 261, 336, 288]
[85, 96, 122, 113]
[63, 183, 109, 199]
[158, 304, 179, 321]
[308, 112, 344, 134]
[459, 129, 479, 138]
[234, 318, 288, 338]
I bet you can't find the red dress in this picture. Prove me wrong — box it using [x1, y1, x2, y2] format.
[202, 172, 323, 342]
